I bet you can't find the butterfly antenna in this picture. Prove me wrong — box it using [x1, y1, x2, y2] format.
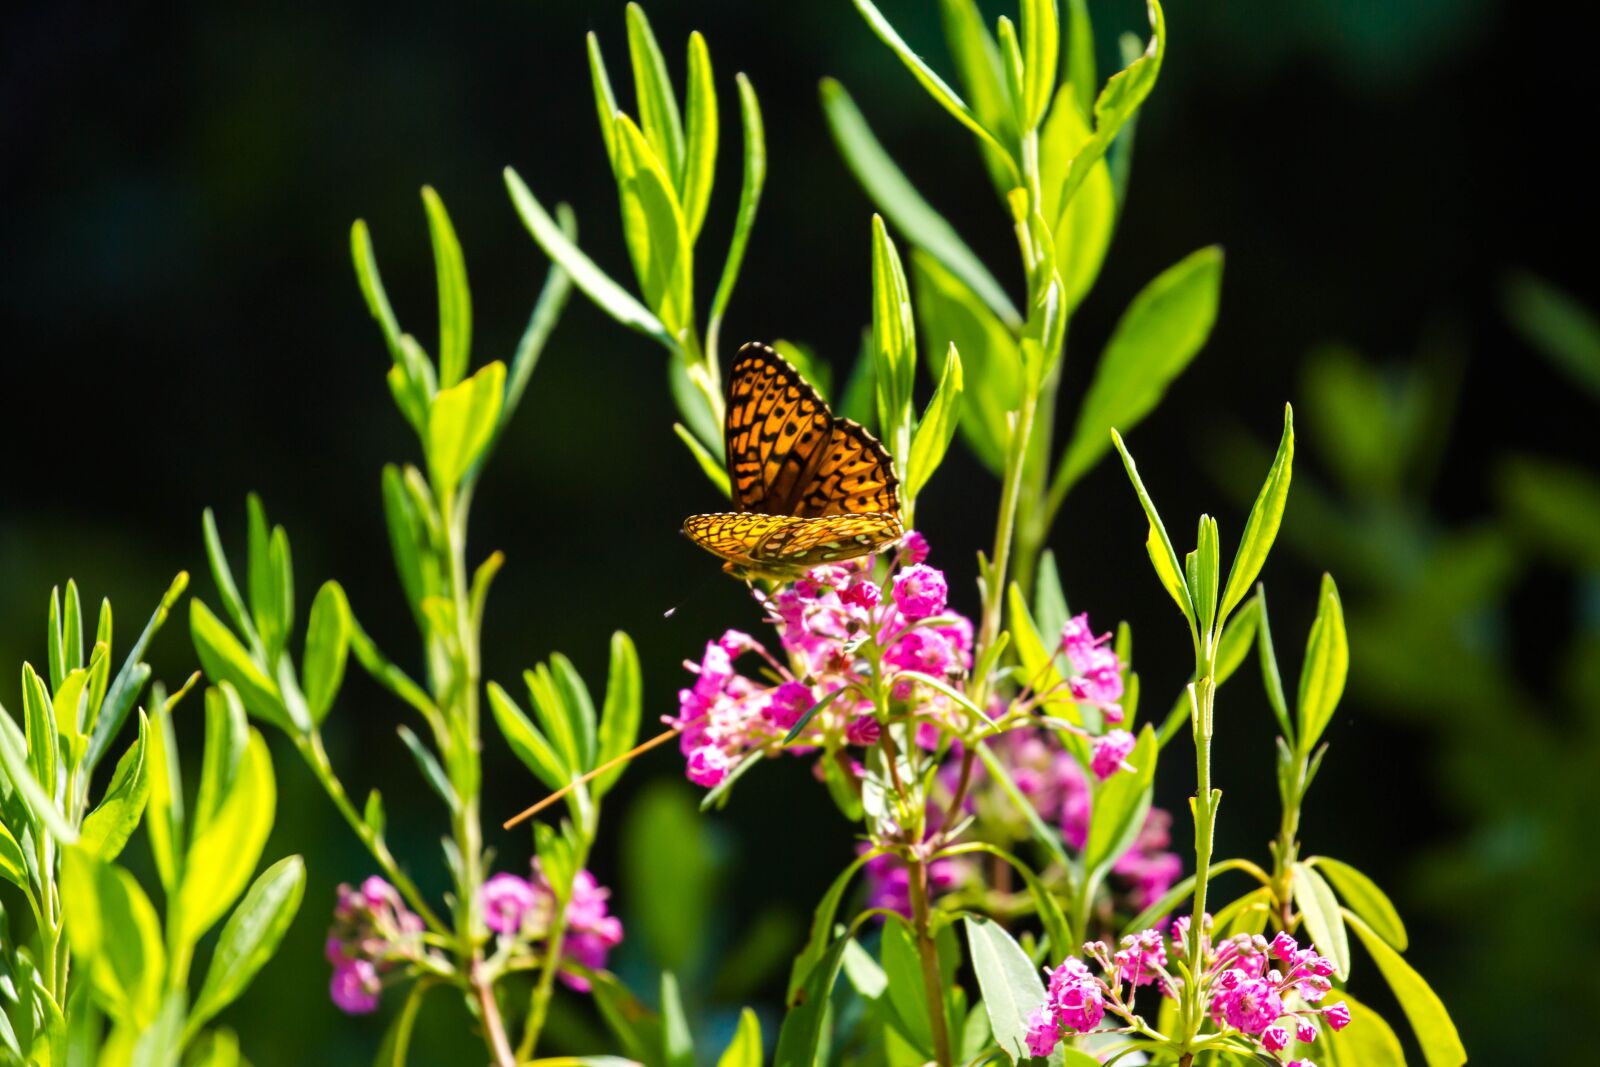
[662, 567, 722, 618]
[503, 725, 684, 830]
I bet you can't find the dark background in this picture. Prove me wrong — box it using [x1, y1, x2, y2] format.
[2, 1, 1593, 1062]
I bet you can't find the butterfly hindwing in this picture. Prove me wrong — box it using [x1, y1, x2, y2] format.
[683, 511, 904, 578]
[794, 418, 899, 517]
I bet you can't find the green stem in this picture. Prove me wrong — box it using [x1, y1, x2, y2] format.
[1182, 676, 1219, 1047]
[517, 834, 591, 1061]
[473, 961, 518, 1067]
[908, 858, 954, 1067]
[295, 731, 447, 934]
[972, 394, 1039, 708]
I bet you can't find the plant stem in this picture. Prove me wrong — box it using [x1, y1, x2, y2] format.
[972, 395, 1039, 709]
[1183, 677, 1219, 1047]
[908, 858, 954, 1067]
[517, 834, 591, 1061]
[473, 961, 518, 1067]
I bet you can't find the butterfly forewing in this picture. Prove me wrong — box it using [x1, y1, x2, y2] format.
[687, 343, 903, 579]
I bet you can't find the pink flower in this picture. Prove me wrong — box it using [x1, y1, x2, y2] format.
[1216, 974, 1283, 1034]
[1324, 1000, 1351, 1031]
[1288, 1061, 1318, 1067]
[329, 959, 381, 1015]
[1271, 931, 1300, 961]
[481, 873, 539, 936]
[763, 681, 814, 729]
[1053, 974, 1105, 1033]
[1296, 1018, 1320, 1043]
[900, 530, 930, 565]
[686, 745, 731, 787]
[1024, 1006, 1060, 1056]
[846, 715, 881, 746]
[1091, 729, 1136, 780]
[840, 578, 881, 609]
[1115, 929, 1167, 987]
[892, 564, 948, 620]
[528, 865, 625, 991]
[1261, 1024, 1291, 1052]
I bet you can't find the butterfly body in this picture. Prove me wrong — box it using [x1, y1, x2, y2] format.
[683, 344, 903, 580]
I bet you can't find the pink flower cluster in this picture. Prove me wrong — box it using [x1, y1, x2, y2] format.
[1023, 922, 1351, 1063]
[860, 843, 973, 919]
[325, 876, 432, 1015]
[477, 862, 625, 991]
[672, 535, 974, 789]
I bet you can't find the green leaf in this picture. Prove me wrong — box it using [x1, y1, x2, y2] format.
[549, 653, 599, 774]
[594, 631, 642, 796]
[675, 422, 732, 497]
[880, 915, 934, 1056]
[963, 916, 1046, 1061]
[395, 724, 458, 811]
[0, 819, 28, 892]
[775, 935, 850, 1067]
[935, 0, 1016, 194]
[1311, 856, 1407, 951]
[350, 218, 406, 368]
[909, 250, 1020, 474]
[421, 186, 471, 389]
[1345, 910, 1466, 1067]
[1291, 860, 1350, 980]
[526, 664, 582, 775]
[871, 215, 916, 442]
[88, 572, 187, 774]
[822, 79, 1020, 328]
[61, 847, 166, 1025]
[427, 360, 505, 495]
[374, 979, 435, 1067]
[186, 1029, 244, 1067]
[680, 32, 718, 243]
[1085, 726, 1158, 880]
[625, 2, 686, 186]
[715, 1008, 762, 1067]
[79, 710, 150, 861]
[502, 205, 576, 435]
[1186, 514, 1221, 646]
[1502, 269, 1600, 401]
[189, 600, 295, 734]
[187, 855, 306, 1038]
[1056, 0, 1166, 209]
[194, 685, 248, 838]
[615, 114, 695, 337]
[907, 345, 964, 500]
[975, 740, 1072, 873]
[1038, 87, 1115, 311]
[176, 730, 277, 949]
[487, 683, 566, 793]
[21, 664, 57, 800]
[145, 695, 184, 891]
[1062, 0, 1096, 116]
[302, 581, 351, 725]
[505, 168, 674, 348]
[659, 972, 695, 1067]
[1056, 246, 1224, 496]
[957, 842, 1073, 956]
[707, 73, 766, 358]
[1254, 587, 1293, 744]
[1034, 549, 1070, 643]
[1309, 989, 1407, 1067]
[1110, 430, 1196, 630]
[788, 850, 878, 1002]
[622, 783, 714, 975]
[246, 495, 276, 654]
[1296, 573, 1347, 752]
[996, 17, 1026, 136]
[1220, 405, 1294, 624]
[1019, 0, 1058, 127]
[0, 709, 76, 844]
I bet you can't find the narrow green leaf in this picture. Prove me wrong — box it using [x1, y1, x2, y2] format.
[1062, 0, 1096, 117]
[620, 782, 714, 974]
[303, 581, 351, 725]
[850, 0, 1017, 176]
[594, 631, 643, 796]
[1345, 910, 1466, 1067]
[775, 936, 851, 1067]
[0, 708, 76, 844]
[374, 979, 436, 1067]
[189, 599, 294, 734]
[87, 572, 186, 778]
[680, 32, 718, 242]
[246, 494, 276, 653]
[350, 219, 404, 356]
[1056, 246, 1224, 496]
[194, 685, 248, 840]
[1110, 430, 1195, 628]
[79, 710, 150, 861]
[549, 653, 599, 772]
[1034, 549, 1071, 643]
[1056, 0, 1166, 208]
[781, 686, 849, 744]
[964, 916, 1047, 1061]
[1312, 856, 1407, 951]
[145, 694, 184, 890]
[1220, 405, 1294, 623]
[625, 2, 686, 185]
[1296, 573, 1348, 751]
[871, 214, 916, 442]
[995, 16, 1027, 135]
[907, 344, 964, 500]
[487, 683, 566, 793]
[188, 855, 306, 1037]
[1038, 85, 1115, 310]
[177, 731, 277, 948]
[715, 1008, 762, 1067]
[788, 849, 879, 1002]
[21, 663, 57, 799]
[395, 724, 458, 810]
[1020, 0, 1058, 127]
[427, 360, 505, 494]
[1309, 989, 1407, 1067]
[1502, 269, 1600, 401]
[823, 78, 1020, 328]
[707, 73, 766, 358]
[505, 167, 674, 348]
[615, 114, 695, 337]
[1291, 860, 1350, 980]
[420, 186, 471, 389]
[880, 914, 934, 1055]
[1255, 586, 1293, 744]
[935, 0, 1016, 193]
[1186, 514, 1221, 645]
[61, 848, 166, 1025]
[659, 972, 694, 1067]
[587, 32, 620, 168]
[674, 422, 732, 497]
[0, 819, 27, 891]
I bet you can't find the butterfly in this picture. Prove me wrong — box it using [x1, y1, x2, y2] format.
[682, 343, 904, 581]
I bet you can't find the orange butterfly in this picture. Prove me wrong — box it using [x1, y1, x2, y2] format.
[683, 343, 904, 580]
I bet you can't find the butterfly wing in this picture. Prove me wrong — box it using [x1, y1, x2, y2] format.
[792, 417, 899, 517]
[724, 344, 835, 515]
[683, 511, 903, 579]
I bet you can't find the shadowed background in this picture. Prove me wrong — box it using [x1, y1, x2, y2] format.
[2, 0, 1593, 1062]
